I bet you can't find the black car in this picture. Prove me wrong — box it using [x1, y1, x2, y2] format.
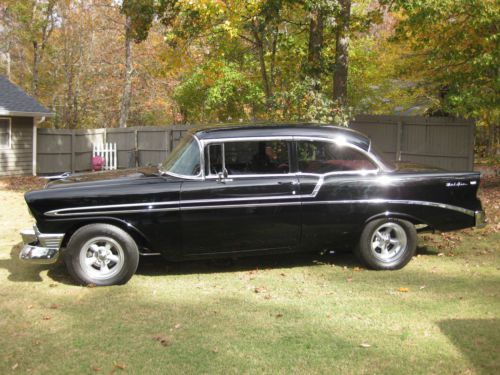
[20, 125, 486, 285]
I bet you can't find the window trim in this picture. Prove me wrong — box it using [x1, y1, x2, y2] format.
[0, 117, 12, 150]
[203, 138, 293, 178]
[294, 137, 380, 175]
[201, 135, 385, 179]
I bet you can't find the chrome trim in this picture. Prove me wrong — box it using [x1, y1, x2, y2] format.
[181, 202, 302, 211]
[19, 226, 64, 264]
[475, 210, 487, 228]
[201, 135, 386, 175]
[302, 199, 475, 217]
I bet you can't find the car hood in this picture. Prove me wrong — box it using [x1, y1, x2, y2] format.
[44, 167, 175, 189]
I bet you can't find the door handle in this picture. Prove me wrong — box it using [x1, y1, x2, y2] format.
[278, 181, 298, 186]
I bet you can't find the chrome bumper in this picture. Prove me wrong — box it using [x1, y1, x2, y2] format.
[475, 210, 487, 228]
[19, 227, 65, 264]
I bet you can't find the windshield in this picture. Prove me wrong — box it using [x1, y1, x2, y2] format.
[160, 135, 201, 177]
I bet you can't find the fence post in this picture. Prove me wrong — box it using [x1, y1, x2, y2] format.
[71, 129, 76, 173]
[468, 120, 475, 170]
[134, 128, 138, 167]
[396, 119, 403, 162]
[167, 128, 172, 155]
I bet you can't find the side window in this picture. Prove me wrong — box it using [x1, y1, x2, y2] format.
[0, 118, 11, 149]
[206, 140, 290, 175]
[205, 144, 223, 175]
[297, 141, 376, 174]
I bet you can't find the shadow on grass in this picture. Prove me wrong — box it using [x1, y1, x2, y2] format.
[438, 319, 500, 375]
[136, 251, 361, 277]
[2, 242, 362, 285]
[0, 243, 73, 284]
[0, 242, 476, 285]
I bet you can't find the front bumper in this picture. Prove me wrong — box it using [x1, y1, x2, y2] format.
[475, 210, 487, 228]
[19, 226, 65, 264]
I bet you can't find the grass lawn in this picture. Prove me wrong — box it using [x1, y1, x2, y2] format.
[0, 177, 499, 374]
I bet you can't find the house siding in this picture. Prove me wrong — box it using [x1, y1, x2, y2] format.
[0, 116, 33, 176]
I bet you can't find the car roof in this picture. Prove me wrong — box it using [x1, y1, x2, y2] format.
[193, 124, 371, 151]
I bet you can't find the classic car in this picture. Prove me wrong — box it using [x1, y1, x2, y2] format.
[20, 125, 486, 285]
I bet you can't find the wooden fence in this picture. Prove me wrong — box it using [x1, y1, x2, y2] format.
[37, 126, 190, 174]
[349, 115, 475, 171]
[36, 115, 475, 174]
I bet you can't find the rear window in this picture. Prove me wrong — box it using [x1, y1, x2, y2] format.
[297, 141, 377, 174]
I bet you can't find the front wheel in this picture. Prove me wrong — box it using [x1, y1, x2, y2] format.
[65, 224, 139, 286]
[355, 218, 417, 270]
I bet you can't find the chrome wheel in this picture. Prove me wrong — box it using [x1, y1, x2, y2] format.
[370, 222, 407, 262]
[79, 236, 125, 281]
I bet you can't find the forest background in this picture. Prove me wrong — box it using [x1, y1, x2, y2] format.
[0, 0, 498, 158]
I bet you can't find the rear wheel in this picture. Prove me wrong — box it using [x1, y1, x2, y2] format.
[355, 218, 416, 270]
[65, 224, 139, 286]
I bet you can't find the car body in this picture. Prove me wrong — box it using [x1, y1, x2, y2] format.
[20, 125, 486, 285]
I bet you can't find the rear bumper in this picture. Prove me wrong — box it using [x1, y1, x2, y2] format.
[475, 210, 487, 228]
[19, 227, 65, 264]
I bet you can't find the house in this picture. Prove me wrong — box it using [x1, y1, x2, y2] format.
[0, 75, 54, 176]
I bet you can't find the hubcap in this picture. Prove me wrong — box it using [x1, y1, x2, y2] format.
[79, 236, 125, 280]
[370, 222, 407, 262]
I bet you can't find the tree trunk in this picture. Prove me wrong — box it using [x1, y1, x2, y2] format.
[251, 21, 272, 106]
[333, 0, 351, 105]
[119, 15, 133, 128]
[307, 7, 324, 89]
[32, 41, 40, 96]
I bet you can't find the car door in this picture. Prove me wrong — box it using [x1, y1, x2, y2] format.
[296, 139, 380, 249]
[180, 139, 301, 256]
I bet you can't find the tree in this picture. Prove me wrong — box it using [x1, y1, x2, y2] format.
[332, 0, 351, 105]
[391, 0, 500, 155]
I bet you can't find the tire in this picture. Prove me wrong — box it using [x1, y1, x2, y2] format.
[64, 224, 139, 286]
[355, 218, 417, 270]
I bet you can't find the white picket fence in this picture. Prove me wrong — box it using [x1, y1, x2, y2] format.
[92, 142, 117, 171]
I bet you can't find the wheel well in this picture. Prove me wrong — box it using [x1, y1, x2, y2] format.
[61, 219, 151, 251]
[364, 212, 427, 226]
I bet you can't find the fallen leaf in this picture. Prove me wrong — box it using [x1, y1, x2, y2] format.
[87, 283, 97, 288]
[254, 287, 267, 294]
[397, 287, 410, 293]
[347, 277, 353, 283]
[359, 343, 371, 348]
[49, 283, 58, 288]
[173, 323, 181, 329]
[49, 304, 59, 309]
[263, 294, 272, 300]
[90, 364, 101, 372]
[419, 285, 426, 290]
[276, 313, 283, 318]
[437, 252, 444, 257]
[42, 315, 52, 320]
[27, 305, 34, 309]
[212, 347, 219, 353]
[12, 363, 18, 370]
[280, 272, 286, 276]
[153, 335, 172, 347]
[114, 363, 126, 370]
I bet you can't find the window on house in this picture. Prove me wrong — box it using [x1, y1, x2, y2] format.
[296, 140, 377, 174]
[0, 118, 11, 149]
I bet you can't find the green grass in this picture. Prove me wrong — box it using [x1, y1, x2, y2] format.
[0, 187, 499, 374]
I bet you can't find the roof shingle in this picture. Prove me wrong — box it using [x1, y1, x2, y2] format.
[0, 75, 53, 116]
